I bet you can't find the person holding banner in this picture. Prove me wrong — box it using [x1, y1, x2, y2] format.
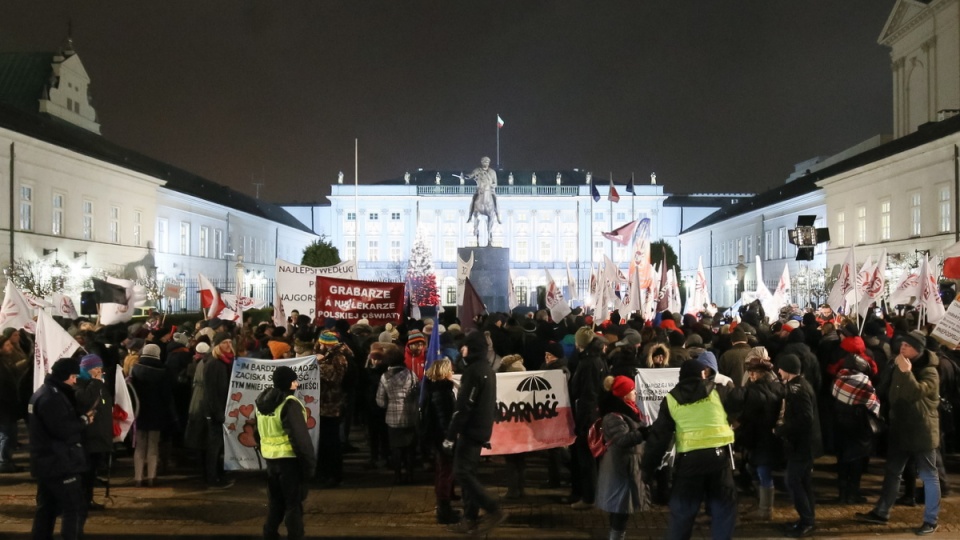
[254, 366, 315, 540]
[641, 359, 737, 540]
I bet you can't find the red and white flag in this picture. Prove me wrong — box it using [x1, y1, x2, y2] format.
[497, 114, 505, 128]
[772, 264, 791, 309]
[32, 310, 80, 391]
[199, 273, 226, 319]
[628, 218, 652, 290]
[887, 268, 920, 306]
[507, 272, 519, 311]
[272, 286, 286, 328]
[99, 277, 143, 326]
[1, 281, 36, 333]
[943, 240, 960, 279]
[113, 364, 135, 442]
[685, 257, 710, 315]
[601, 220, 639, 246]
[607, 179, 620, 203]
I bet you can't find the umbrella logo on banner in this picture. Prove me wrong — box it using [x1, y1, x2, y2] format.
[517, 375, 552, 404]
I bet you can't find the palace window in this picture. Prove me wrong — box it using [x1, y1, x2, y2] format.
[83, 200, 94, 240]
[940, 184, 952, 233]
[52, 193, 64, 236]
[180, 222, 191, 255]
[109, 206, 120, 243]
[856, 205, 866, 244]
[879, 199, 891, 241]
[19, 185, 32, 231]
[910, 192, 921, 236]
[199, 226, 210, 257]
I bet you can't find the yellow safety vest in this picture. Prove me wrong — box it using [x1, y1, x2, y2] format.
[666, 390, 735, 453]
[256, 395, 306, 459]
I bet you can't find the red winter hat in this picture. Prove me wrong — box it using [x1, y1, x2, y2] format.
[611, 375, 636, 398]
[840, 335, 867, 356]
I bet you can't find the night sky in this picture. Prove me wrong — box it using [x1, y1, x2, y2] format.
[1, 1, 895, 203]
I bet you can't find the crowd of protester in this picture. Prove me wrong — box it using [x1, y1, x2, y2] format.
[2, 299, 960, 538]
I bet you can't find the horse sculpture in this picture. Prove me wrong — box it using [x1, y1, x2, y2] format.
[462, 156, 502, 247]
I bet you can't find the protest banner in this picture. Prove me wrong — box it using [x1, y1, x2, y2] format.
[223, 355, 320, 471]
[315, 276, 404, 325]
[932, 299, 960, 349]
[275, 259, 357, 318]
[635, 368, 680, 423]
[453, 370, 575, 456]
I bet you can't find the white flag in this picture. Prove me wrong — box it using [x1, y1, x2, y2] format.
[272, 286, 287, 328]
[827, 246, 857, 314]
[857, 250, 887, 317]
[686, 257, 710, 315]
[1, 281, 36, 333]
[544, 269, 572, 322]
[772, 264, 791, 308]
[566, 260, 579, 302]
[667, 269, 683, 313]
[918, 255, 946, 324]
[51, 293, 79, 320]
[221, 294, 267, 312]
[113, 364, 135, 442]
[32, 310, 80, 391]
[99, 277, 145, 326]
[507, 272, 519, 311]
[888, 268, 920, 306]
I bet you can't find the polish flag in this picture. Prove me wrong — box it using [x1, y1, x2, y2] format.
[608, 179, 620, 203]
[497, 115, 505, 128]
[198, 273, 226, 319]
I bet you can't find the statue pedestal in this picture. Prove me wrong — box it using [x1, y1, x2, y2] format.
[459, 247, 510, 314]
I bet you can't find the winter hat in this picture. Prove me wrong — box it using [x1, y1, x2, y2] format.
[575, 326, 597, 349]
[172, 332, 190, 346]
[195, 342, 211, 355]
[694, 350, 719, 374]
[610, 375, 636, 398]
[684, 333, 703, 348]
[80, 354, 103, 371]
[318, 330, 339, 346]
[378, 330, 395, 344]
[729, 327, 748, 344]
[544, 342, 564, 360]
[744, 346, 770, 363]
[500, 354, 526, 372]
[679, 359, 705, 380]
[461, 330, 489, 359]
[356, 318, 370, 326]
[212, 332, 231, 348]
[51, 358, 80, 382]
[900, 330, 927, 355]
[840, 335, 867, 356]
[746, 357, 774, 372]
[141, 343, 162, 361]
[447, 323, 462, 334]
[407, 330, 426, 345]
[615, 328, 642, 348]
[778, 354, 802, 376]
[272, 366, 298, 390]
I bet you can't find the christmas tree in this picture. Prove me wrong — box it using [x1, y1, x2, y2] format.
[406, 235, 440, 307]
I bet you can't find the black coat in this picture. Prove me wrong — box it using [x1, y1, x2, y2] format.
[774, 375, 823, 461]
[28, 376, 88, 479]
[422, 378, 456, 446]
[131, 356, 178, 432]
[569, 340, 609, 435]
[728, 372, 784, 466]
[74, 377, 115, 455]
[447, 354, 496, 445]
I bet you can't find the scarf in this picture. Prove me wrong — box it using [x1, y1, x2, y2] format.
[831, 369, 881, 417]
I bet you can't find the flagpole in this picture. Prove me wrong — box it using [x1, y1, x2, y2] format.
[496, 119, 500, 169]
[354, 138, 359, 265]
[609, 172, 614, 262]
[576, 199, 581, 308]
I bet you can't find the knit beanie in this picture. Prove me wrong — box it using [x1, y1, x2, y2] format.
[575, 326, 597, 349]
[778, 353, 802, 376]
[51, 358, 80, 382]
[611, 375, 635, 398]
[212, 332, 231, 348]
[545, 342, 564, 359]
[141, 343, 162, 361]
[900, 330, 926, 355]
[318, 330, 339, 346]
[407, 330, 426, 345]
[79, 354, 103, 371]
[272, 366, 298, 390]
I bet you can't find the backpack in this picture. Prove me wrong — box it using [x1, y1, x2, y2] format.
[587, 413, 622, 458]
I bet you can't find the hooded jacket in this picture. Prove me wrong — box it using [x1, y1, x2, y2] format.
[131, 355, 178, 432]
[888, 349, 940, 452]
[28, 375, 88, 479]
[255, 387, 316, 477]
[446, 330, 496, 444]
